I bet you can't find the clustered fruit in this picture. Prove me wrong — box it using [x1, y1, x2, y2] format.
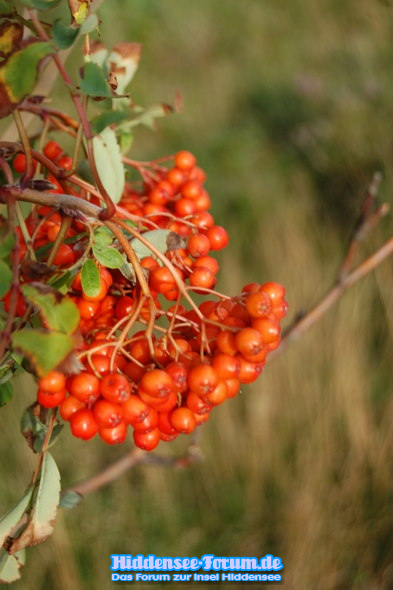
[5, 143, 287, 451]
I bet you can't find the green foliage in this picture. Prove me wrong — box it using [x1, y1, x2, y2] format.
[78, 62, 112, 98]
[0, 259, 12, 299]
[0, 381, 13, 407]
[21, 284, 80, 335]
[11, 330, 75, 377]
[0, 485, 33, 547]
[0, 548, 25, 583]
[130, 229, 182, 262]
[21, 406, 63, 452]
[92, 244, 123, 269]
[81, 258, 100, 297]
[0, 42, 52, 118]
[92, 127, 125, 203]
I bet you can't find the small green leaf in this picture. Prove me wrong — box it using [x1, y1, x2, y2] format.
[52, 20, 79, 50]
[32, 0, 61, 9]
[130, 229, 183, 262]
[78, 62, 112, 98]
[21, 284, 80, 335]
[0, 486, 34, 548]
[119, 130, 133, 154]
[91, 110, 129, 135]
[81, 259, 100, 298]
[0, 1, 16, 17]
[0, 223, 14, 258]
[48, 271, 73, 291]
[92, 127, 125, 204]
[92, 244, 123, 269]
[93, 226, 113, 246]
[0, 259, 12, 299]
[59, 491, 82, 510]
[20, 405, 62, 452]
[0, 381, 13, 407]
[12, 330, 74, 377]
[0, 549, 25, 583]
[8, 453, 61, 553]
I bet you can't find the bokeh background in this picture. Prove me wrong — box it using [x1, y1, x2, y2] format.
[2, 0, 393, 588]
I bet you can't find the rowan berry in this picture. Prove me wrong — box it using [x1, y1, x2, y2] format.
[260, 282, 286, 306]
[99, 421, 128, 444]
[187, 234, 211, 258]
[187, 364, 219, 395]
[68, 372, 100, 404]
[60, 395, 85, 421]
[186, 392, 211, 415]
[93, 399, 123, 428]
[37, 388, 66, 408]
[203, 380, 228, 406]
[182, 180, 202, 200]
[157, 411, 178, 436]
[189, 267, 216, 290]
[133, 428, 160, 451]
[43, 140, 63, 161]
[122, 395, 150, 425]
[205, 225, 229, 250]
[235, 327, 264, 357]
[70, 408, 98, 440]
[132, 407, 158, 433]
[52, 244, 75, 267]
[139, 369, 174, 398]
[212, 354, 240, 380]
[100, 373, 131, 403]
[174, 150, 196, 171]
[166, 362, 188, 393]
[38, 370, 65, 393]
[251, 318, 281, 344]
[13, 154, 27, 173]
[245, 291, 272, 318]
[169, 407, 196, 434]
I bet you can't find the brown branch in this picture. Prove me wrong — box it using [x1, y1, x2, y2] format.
[275, 236, 393, 356]
[61, 440, 202, 498]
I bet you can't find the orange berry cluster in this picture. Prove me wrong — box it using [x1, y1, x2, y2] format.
[7, 143, 287, 451]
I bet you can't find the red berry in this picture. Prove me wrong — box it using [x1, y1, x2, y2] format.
[174, 150, 196, 171]
[187, 234, 211, 258]
[60, 395, 85, 421]
[93, 399, 124, 428]
[37, 388, 66, 408]
[169, 407, 196, 434]
[122, 395, 150, 425]
[133, 428, 160, 451]
[187, 364, 219, 396]
[70, 408, 98, 440]
[13, 154, 27, 174]
[99, 421, 127, 444]
[139, 369, 174, 399]
[68, 372, 100, 404]
[100, 373, 131, 404]
[38, 371, 65, 394]
[43, 140, 63, 161]
[206, 226, 229, 251]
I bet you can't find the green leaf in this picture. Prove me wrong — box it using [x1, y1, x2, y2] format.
[79, 13, 98, 35]
[0, 259, 12, 299]
[0, 549, 25, 583]
[93, 226, 113, 246]
[119, 130, 133, 154]
[21, 284, 80, 335]
[92, 127, 125, 204]
[32, 0, 61, 9]
[21, 404, 62, 452]
[48, 271, 73, 291]
[0, 486, 34, 548]
[59, 491, 82, 510]
[0, 381, 13, 407]
[78, 62, 112, 98]
[8, 453, 61, 553]
[0, 1, 16, 17]
[52, 20, 79, 50]
[30, 452, 60, 539]
[81, 259, 100, 298]
[91, 110, 129, 135]
[0, 42, 52, 118]
[130, 229, 183, 262]
[0, 223, 14, 258]
[11, 330, 74, 377]
[92, 244, 123, 269]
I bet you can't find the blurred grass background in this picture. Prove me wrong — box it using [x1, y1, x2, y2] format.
[2, 0, 393, 588]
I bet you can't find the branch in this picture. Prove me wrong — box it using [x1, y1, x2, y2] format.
[62, 438, 202, 498]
